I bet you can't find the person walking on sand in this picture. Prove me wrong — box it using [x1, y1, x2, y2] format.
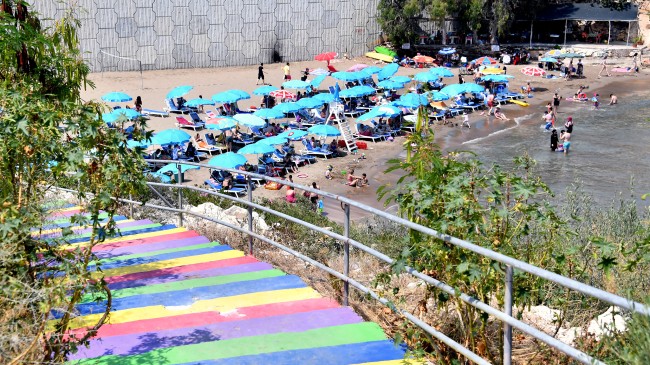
[257, 63, 266, 85]
[598, 56, 611, 78]
[283, 62, 291, 81]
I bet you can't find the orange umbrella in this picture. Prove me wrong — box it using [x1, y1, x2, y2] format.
[413, 55, 434, 64]
[315, 52, 338, 62]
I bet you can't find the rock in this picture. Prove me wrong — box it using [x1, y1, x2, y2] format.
[586, 306, 627, 340]
[184, 202, 270, 236]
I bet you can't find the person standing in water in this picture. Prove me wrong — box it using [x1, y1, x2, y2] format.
[550, 129, 559, 151]
[560, 129, 571, 155]
[564, 116, 574, 133]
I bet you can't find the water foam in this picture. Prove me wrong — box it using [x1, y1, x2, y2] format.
[462, 113, 534, 145]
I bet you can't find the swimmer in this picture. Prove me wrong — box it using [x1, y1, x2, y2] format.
[592, 93, 600, 109]
[608, 94, 617, 105]
[560, 129, 571, 155]
[494, 107, 509, 121]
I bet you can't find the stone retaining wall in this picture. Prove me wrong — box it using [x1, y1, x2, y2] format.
[34, 0, 381, 72]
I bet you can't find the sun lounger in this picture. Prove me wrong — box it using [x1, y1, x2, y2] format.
[204, 179, 246, 198]
[175, 116, 204, 131]
[141, 108, 170, 118]
[453, 101, 481, 111]
[299, 139, 332, 158]
[355, 123, 385, 143]
[164, 98, 190, 114]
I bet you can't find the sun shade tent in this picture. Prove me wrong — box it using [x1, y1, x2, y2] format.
[528, 2, 639, 47]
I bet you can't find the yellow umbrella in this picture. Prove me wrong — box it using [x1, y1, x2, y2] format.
[430, 101, 449, 110]
[481, 67, 505, 75]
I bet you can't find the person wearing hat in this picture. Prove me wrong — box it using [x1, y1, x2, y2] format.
[564, 117, 573, 134]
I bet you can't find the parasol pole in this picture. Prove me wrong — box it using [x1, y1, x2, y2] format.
[607, 21, 611, 45]
[563, 19, 568, 48]
[626, 21, 630, 46]
[530, 21, 534, 49]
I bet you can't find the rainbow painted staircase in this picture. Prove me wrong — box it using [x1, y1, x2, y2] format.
[43, 206, 413, 365]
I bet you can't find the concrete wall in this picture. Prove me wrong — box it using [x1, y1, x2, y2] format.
[34, 0, 381, 72]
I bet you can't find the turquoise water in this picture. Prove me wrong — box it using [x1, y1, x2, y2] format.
[459, 93, 650, 204]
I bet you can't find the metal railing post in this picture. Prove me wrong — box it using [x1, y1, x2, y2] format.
[177, 162, 183, 226]
[247, 175, 253, 255]
[504, 265, 514, 365]
[343, 203, 350, 306]
[129, 194, 133, 218]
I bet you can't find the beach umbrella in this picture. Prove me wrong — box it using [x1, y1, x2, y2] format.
[312, 93, 336, 103]
[277, 130, 308, 140]
[429, 67, 455, 78]
[429, 91, 450, 101]
[376, 80, 404, 90]
[413, 55, 434, 64]
[208, 152, 247, 169]
[273, 102, 303, 114]
[307, 124, 341, 137]
[358, 105, 401, 121]
[166, 85, 193, 99]
[99, 112, 119, 124]
[360, 66, 381, 76]
[480, 67, 504, 75]
[539, 57, 558, 63]
[237, 142, 276, 155]
[520, 66, 546, 77]
[253, 85, 279, 95]
[112, 108, 142, 120]
[347, 64, 369, 72]
[414, 72, 440, 83]
[331, 71, 366, 82]
[377, 63, 399, 80]
[440, 84, 465, 97]
[309, 68, 330, 76]
[310, 74, 327, 89]
[258, 135, 289, 146]
[314, 52, 337, 62]
[472, 56, 498, 65]
[126, 139, 148, 149]
[393, 93, 429, 108]
[545, 50, 565, 57]
[562, 52, 585, 58]
[460, 83, 485, 93]
[339, 85, 375, 98]
[253, 108, 285, 120]
[438, 47, 456, 55]
[282, 80, 311, 89]
[389, 75, 412, 84]
[212, 91, 243, 104]
[185, 98, 215, 107]
[227, 89, 251, 100]
[296, 97, 324, 109]
[158, 163, 200, 175]
[481, 75, 513, 83]
[101, 92, 132, 103]
[269, 89, 296, 99]
[234, 113, 265, 127]
[150, 129, 191, 146]
[205, 117, 237, 131]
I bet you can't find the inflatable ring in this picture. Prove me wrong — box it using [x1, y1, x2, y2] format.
[297, 173, 308, 178]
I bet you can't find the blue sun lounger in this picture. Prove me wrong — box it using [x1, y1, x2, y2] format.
[141, 108, 169, 117]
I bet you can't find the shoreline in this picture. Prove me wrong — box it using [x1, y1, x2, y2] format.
[81, 58, 650, 224]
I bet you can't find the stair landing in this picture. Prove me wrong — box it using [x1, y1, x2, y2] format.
[43, 206, 413, 365]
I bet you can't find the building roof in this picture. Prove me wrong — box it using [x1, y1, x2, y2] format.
[535, 2, 638, 21]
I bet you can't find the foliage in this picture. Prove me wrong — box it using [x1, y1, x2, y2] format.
[0, 1, 148, 363]
[376, 0, 423, 47]
[596, 298, 650, 365]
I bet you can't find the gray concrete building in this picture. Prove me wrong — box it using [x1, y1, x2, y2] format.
[34, 0, 381, 72]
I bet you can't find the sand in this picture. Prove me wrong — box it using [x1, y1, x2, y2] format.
[81, 55, 650, 223]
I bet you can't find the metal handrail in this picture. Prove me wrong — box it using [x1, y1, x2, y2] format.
[54, 158, 649, 365]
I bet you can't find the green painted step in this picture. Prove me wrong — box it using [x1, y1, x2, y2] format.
[97, 241, 222, 265]
[69, 322, 388, 365]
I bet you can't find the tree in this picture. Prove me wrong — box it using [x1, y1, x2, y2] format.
[376, 0, 423, 47]
[0, 1, 149, 362]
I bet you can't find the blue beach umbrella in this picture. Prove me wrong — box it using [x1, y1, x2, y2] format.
[361, 66, 382, 76]
[166, 85, 193, 99]
[461, 83, 486, 93]
[481, 75, 513, 83]
[277, 130, 308, 140]
[413, 72, 440, 83]
[112, 108, 142, 120]
[205, 117, 237, 131]
[429, 67, 455, 78]
[126, 139, 148, 149]
[282, 80, 311, 89]
[158, 163, 200, 175]
[150, 129, 191, 146]
[393, 93, 429, 108]
[233, 113, 265, 127]
[339, 85, 376, 98]
[358, 105, 401, 121]
[438, 47, 456, 55]
[429, 91, 450, 101]
[253, 108, 285, 120]
[253, 85, 279, 96]
[377, 63, 399, 80]
[185, 98, 215, 107]
[440, 84, 466, 97]
[539, 57, 558, 63]
[98, 112, 119, 124]
[273, 102, 303, 114]
[208, 152, 247, 169]
[296, 97, 324, 109]
[212, 91, 242, 104]
[389, 75, 412, 85]
[331, 71, 366, 82]
[227, 89, 251, 100]
[313, 93, 336, 103]
[310, 74, 327, 89]
[376, 80, 404, 90]
[237, 142, 276, 155]
[258, 135, 289, 146]
[101, 92, 132, 103]
[307, 124, 341, 137]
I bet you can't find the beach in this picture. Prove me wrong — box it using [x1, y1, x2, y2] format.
[81, 55, 650, 222]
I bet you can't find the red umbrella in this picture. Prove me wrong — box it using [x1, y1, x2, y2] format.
[413, 55, 434, 64]
[269, 90, 296, 99]
[520, 66, 546, 77]
[315, 52, 338, 63]
[473, 56, 498, 65]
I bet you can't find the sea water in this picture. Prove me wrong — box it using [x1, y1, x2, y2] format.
[460, 93, 650, 205]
